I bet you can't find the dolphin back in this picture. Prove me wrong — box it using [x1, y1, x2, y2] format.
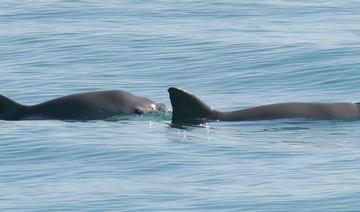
[168, 87, 216, 123]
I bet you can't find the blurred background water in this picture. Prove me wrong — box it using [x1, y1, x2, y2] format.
[1, 0, 360, 211]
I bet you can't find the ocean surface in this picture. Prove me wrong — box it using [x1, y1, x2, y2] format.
[1, 0, 360, 211]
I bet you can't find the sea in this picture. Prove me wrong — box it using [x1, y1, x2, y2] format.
[1, 0, 360, 211]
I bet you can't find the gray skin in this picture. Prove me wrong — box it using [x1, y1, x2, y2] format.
[168, 87, 360, 123]
[0, 90, 163, 121]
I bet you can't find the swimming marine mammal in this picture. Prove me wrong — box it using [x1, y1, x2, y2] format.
[0, 90, 164, 121]
[168, 87, 360, 123]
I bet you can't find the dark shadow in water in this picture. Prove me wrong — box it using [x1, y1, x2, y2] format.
[168, 122, 208, 130]
[167, 117, 360, 131]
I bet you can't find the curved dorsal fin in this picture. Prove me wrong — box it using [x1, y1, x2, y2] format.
[0, 95, 26, 120]
[168, 87, 215, 123]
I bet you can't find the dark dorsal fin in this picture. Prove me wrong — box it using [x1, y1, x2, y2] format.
[0, 95, 26, 120]
[168, 87, 215, 123]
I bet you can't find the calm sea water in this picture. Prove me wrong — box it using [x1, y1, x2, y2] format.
[1, 0, 360, 211]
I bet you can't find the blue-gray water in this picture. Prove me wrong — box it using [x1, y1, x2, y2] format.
[1, 1, 360, 211]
